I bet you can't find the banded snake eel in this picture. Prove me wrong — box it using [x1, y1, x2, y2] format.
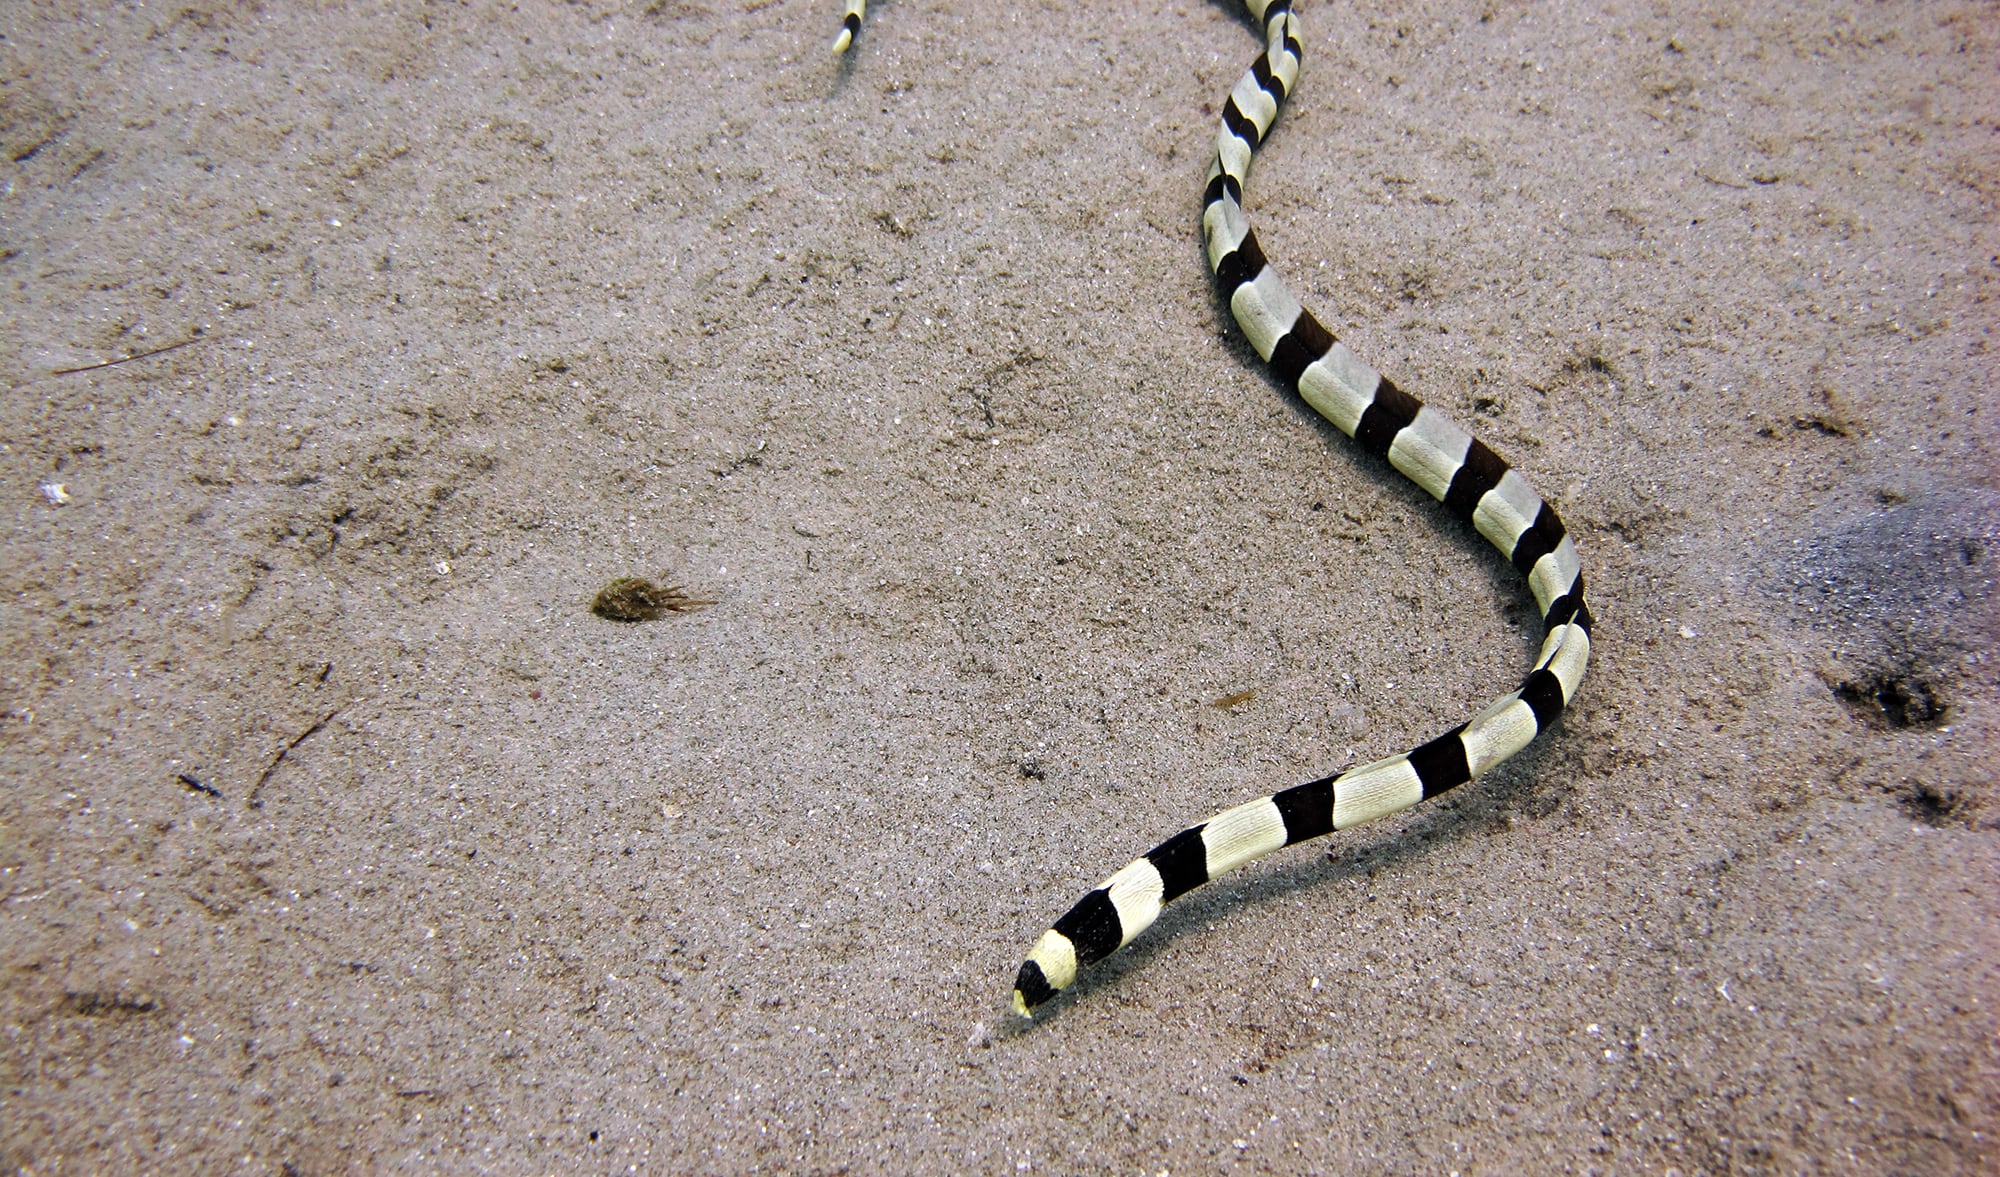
[834, 0, 1595, 1017]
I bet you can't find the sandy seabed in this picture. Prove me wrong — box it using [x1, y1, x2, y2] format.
[3, 1, 1995, 1172]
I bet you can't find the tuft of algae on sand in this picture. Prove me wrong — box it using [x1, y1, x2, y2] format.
[589, 577, 714, 622]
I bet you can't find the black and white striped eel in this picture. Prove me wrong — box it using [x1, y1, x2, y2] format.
[835, 0, 1595, 1017]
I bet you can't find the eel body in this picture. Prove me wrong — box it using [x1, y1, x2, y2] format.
[836, 1, 1594, 1017]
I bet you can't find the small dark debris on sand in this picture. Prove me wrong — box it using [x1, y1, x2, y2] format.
[590, 577, 713, 622]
